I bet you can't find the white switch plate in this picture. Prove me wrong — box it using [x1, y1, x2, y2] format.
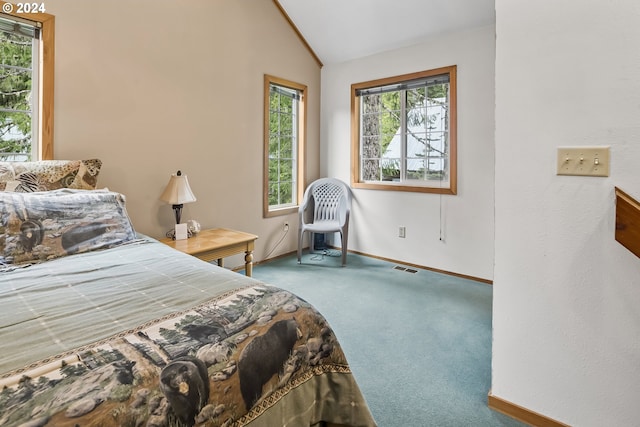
[557, 146, 610, 177]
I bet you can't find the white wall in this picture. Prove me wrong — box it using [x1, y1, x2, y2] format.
[493, 1, 640, 425]
[321, 25, 496, 280]
[45, 0, 321, 266]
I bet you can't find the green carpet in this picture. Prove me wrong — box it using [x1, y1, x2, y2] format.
[250, 250, 526, 427]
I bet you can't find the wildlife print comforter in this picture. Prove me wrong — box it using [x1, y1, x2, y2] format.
[0, 284, 375, 426]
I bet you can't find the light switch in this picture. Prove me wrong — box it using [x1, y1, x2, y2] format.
[557, 146, 610, 177]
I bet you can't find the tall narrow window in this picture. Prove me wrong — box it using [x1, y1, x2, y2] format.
[264, 75, 306, 217]
[0, 7, 54, 161]
[351, 66, 457, 194]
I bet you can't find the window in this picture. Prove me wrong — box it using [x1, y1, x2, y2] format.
[0, 5, 54, 160]
[263, 75, 306, 217]
[351, 66, 457, 194]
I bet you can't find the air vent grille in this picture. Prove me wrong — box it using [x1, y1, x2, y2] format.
[393, 265, 418, 274]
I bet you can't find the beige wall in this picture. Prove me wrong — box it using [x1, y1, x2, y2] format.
[45, 0, 321, 264]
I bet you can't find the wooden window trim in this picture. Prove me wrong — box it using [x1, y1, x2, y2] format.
[350, 65, 457, 195]
[263, 74, 307, 218]
[1, 2, 54, 160]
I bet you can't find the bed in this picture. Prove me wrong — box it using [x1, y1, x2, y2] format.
[0, 160, 376, 427]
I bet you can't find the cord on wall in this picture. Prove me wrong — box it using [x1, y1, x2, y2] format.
[264, 222, 290, 260]
[438, 174, 446, 242]
[439, 192, 444, 242]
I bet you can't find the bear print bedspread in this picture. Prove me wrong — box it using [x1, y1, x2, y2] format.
[0, 284, 376, 427]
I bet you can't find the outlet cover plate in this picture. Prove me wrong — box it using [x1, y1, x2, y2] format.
[557, 146, 610, 177]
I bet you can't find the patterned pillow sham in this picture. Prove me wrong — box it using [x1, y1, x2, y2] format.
[0, 189, 136, 265]
[0, 159, 102, 192]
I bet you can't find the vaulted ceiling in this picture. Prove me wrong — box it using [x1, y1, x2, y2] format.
[276, 0, 495, 65]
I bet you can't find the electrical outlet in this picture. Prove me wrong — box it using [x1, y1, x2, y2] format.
[283, 222, 289, 232]
[399, 226, 406, 238]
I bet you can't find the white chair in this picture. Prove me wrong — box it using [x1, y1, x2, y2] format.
[297, 178, 352, 266]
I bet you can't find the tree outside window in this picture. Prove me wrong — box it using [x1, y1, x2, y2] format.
[0, 20, 35, 160]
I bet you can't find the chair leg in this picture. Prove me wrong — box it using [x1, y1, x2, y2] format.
[340, 231, 347, 266]
[297, 228, 303, 264]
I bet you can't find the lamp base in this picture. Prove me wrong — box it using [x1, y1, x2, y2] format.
[172, 204, 184, 225]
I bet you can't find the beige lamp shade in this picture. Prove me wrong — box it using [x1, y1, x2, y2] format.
[160, 170, 196, 225]
[160, 171, 196, 205]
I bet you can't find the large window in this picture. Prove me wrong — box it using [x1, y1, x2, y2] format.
[263, 75, 306, 217]
[0, 4, 54, 160]
[351, 66, 457, 194]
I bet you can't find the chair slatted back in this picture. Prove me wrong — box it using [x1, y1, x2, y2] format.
[312, 181, 344, 222]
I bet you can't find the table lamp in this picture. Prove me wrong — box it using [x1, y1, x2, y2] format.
[160, 170, 197, 240]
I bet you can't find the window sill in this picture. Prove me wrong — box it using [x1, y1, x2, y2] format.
[352, 181, 457, 195]
[264, 205, 298, 218]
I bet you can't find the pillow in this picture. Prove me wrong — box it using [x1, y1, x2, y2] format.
[0, 159, 102, 192]
[0, 189, 136, 265]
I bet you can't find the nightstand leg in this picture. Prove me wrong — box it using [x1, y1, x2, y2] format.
[245, 251, 253, 277]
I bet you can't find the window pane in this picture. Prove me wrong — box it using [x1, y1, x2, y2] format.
[267, 80, 301, 211]
[407, 87, 425, 108]
[362, 94, 380, 113]
[280, 141, 293, 159]
[279, 159, 293, 185]
[268, 182, 279, 206]
[0, 27, 35, 160]
[360, 95, 381, 181]
[269, 135, 280, 156]
[381, 158, 400, 181]
[278, 180, 293, 205]
[279, 95, 293, 114]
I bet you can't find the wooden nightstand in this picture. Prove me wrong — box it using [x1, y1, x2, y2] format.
[160, 228, 258, 276]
